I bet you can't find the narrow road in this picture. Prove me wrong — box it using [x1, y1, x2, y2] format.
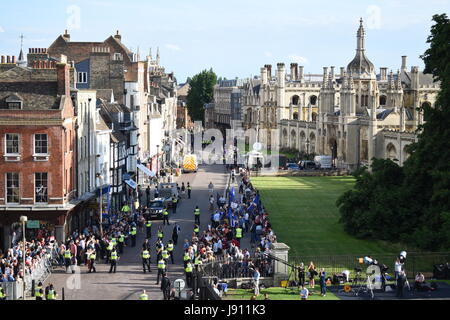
[46, 164, 229, 300]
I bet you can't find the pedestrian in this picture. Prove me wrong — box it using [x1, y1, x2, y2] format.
[109, 248, 119, 273]
[118, 233, 125, 254]
[156, 257, 166, 285]
[208, 181, 214, 194]
[45, 284, 57, 300]
[187, 182, 192, 199]
[181, 182, 186, 198]
[298, 263, 306, 287]
[140, 290, 149, 300]
[88, 249, 97, 273]
[146, 186, 151, 206]
[0, 287, 7, 300]
[194, 206, 200, 225]
[130, 226, 137, 247]
[161, 273, 171, 300]
[308, 261, 316, 289]
[157, 227, 164, 241]
[156, 239, 164, 262]
[64, 247, 72, 273]
[163, 207, 170, 225]
[396, 270, 406, 298]
[35, 281, 44, 300]
[253, 267, 261, 296]
[319, 268, 327, 296]
[142, 247, 151, 273]
[167, 240, 175, 264]
[172, 223, 180, 245]
[194, 224, 200, 237]
[235, 225, 243, 242]
[300, 285, 309, 300]
[172, 196, 178, 214]
[154, 186, 159, 199]
[185, 261, 193, 288]
[145, 218, 152, 239]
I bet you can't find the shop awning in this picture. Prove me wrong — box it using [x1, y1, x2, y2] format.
[124, 179, 137, 189]
[137, 163, 155, 177]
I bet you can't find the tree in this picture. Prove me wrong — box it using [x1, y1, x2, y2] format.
[186, 69, 217, 123]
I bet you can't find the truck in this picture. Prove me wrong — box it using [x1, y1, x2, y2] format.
[314, 155, 333, 169]
[182, 154, 198, 173]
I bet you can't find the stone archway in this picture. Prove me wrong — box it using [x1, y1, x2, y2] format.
[386, 143, 397, 160]
[291, 129, 297, 149]
[329, 137, 338, 165]
[299, 131, 306, 152]
[309, 132, 316, 154]
[282, 128, 288, 148]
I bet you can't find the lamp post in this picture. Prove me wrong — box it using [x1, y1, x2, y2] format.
[20, 215, 28, 300]
[96, 173, 103, 238]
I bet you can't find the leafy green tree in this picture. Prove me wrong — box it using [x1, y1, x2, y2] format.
[186, 68, 217, 123]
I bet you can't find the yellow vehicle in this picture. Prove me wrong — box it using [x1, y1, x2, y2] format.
[183, 154, 198, 173]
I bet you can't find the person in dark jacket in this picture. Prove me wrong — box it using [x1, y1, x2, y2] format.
[161, 273, 171, 300]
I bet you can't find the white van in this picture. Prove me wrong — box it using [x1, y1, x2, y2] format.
[314, 155, 333, 169]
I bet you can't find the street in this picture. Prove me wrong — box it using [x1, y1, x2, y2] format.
[46, 164, 230, 300]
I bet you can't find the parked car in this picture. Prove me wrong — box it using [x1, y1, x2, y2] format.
[286, 163, 300, 171]
[158, 183, 180, 208]
[299, 160, 316, 170]
[147, 198, 166, 219]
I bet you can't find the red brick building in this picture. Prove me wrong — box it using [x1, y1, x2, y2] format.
[0, 55, 77, 248]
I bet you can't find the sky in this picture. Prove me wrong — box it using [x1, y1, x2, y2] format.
[0, 0, 448, 83]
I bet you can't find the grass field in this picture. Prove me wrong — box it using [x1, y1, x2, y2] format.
[252, 176, 398, 257]
[224, 286, 340, 300]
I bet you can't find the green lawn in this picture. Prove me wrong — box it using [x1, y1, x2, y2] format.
[252, 176, 397, 257]
[224, 286, 340, 300]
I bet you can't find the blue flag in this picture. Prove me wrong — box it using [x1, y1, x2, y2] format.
[227, 206, 233, 226]
[228, 187, 235, 205]
[253, 194, 262, 212]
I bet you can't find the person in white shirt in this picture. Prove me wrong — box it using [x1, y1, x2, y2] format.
[300, 286, 309, 300]
[253, 267, 261, 296]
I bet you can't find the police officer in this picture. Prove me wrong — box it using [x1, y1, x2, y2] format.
[156, 257, 166, 285]
[145, 219, 152, 238]
[130, 226, 137, 247]
[64, 248, 72, 272]
[187, 182, 192, 199]
[46, 284, 57, 300]
[161, 272, 171, 300]
[235, 226, 243, 242]
[162, 248, 169, 265]
[157, 227, 164, 241]
[118, 233, 125, 254]
[0, 287, 7, 300]
[88, 250, 97, 273]
[194, 224, 200, 237]
[183, 249, 191, 268]
[139, 290, 149, 300]
[172, 196, 178, 214]
[194, 254, 203, 272]
[194, 206, 200, 225]
[142, 246, 151, 273]
[162, 207, 170, 226]
[106, 240, 114, 263]
[167, 240, 174, 264]
[185, 261, 193, 288]
[156, 239, 164, 262]
[35, 281, 44, 300]
[109, 247, 119, 273]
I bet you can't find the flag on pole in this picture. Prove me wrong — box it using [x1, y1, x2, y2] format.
[228, 187, 235, 205]
[227, 206, 233, 227]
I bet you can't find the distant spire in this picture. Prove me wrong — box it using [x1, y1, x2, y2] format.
[156, 47, 160, 65]
[18, 34, 26, 65]
[357, 18, 366, 51]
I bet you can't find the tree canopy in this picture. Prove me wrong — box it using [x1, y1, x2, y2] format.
[186, 68, 217, 123]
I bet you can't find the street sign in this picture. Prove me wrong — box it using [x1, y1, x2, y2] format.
[27, 220, 40, 229]
[174, 279, 185, 292]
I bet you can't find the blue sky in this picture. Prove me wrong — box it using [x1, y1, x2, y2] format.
[0, 0, 448, 83]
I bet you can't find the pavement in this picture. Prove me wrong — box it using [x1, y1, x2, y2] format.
[46, 164, 233, 300]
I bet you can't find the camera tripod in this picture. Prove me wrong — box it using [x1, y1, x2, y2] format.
[355, 274, 375, 299]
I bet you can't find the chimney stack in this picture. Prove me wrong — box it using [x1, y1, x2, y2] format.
[114, 30, 122, 41]
[265, 64, 272, 80]
[63, 30, 70, 42]
[1, 56, 4, 64]
[401, 56, 407, 72]
[7, 56, 11, 63]
[57, 62, 70, 96]
[299, 66, 304, 82]
[340, 67, 345, 78]
[290, 63, 298, 81]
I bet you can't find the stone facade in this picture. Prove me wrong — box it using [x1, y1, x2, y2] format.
[242, 19, 440, 170]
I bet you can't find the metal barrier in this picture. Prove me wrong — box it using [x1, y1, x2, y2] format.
[0, 282, 24, 300]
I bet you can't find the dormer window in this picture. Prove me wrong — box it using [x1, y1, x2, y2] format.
[4, 94, 23, 109]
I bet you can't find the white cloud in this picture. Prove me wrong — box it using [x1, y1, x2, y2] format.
[0, 26, 4, 32]
[165, 44, 181, 51]
[288, 54, 308, 64]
